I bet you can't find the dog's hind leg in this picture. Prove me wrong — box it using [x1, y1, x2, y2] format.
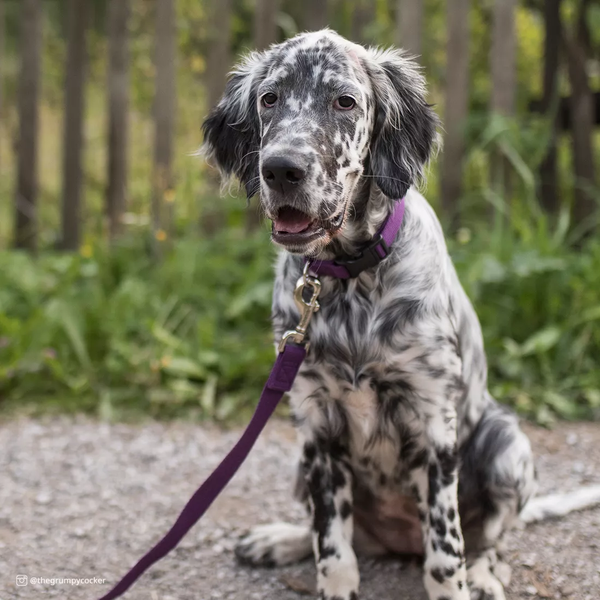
[235, 522, 313, 566]
[233, 504, 387, 568]
[458, 400, 536, 600]
[235, 450, 316, 567]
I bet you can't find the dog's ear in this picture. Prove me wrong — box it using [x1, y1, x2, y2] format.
[202, 52, 269, 198]
[363, 49, 440, 199]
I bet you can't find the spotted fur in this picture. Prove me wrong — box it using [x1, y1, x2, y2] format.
[203, 30, 536, 600]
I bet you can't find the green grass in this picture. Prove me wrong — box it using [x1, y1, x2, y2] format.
[0, 222, 277, 422]
[1, 202, 599, 424]
[452, 224, 600, 424]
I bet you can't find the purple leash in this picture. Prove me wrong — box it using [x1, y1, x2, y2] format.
[98, 345, 306, 600]
[96, 198, 405, 600]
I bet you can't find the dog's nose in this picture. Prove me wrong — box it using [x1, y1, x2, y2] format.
[261, 157, 306, 193]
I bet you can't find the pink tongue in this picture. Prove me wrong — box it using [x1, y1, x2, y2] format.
[274, 207, 313, 234]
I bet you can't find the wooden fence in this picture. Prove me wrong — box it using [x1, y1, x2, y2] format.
[1, 0, 598, 252]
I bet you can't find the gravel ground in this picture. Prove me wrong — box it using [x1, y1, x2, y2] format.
[1, 416, 599, 600]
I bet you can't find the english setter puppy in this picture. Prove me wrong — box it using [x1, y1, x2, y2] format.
[202, 29, 597, 600]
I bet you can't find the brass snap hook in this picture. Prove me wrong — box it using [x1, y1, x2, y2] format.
[278, 262, 322, 352]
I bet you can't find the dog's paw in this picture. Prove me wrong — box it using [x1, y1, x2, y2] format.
[469, 587, 505, 600]
[491, 560, 511, 588]
[467, 558, 507, 600]
[234, 522, 312, 567]
[317, 553, 360, 600]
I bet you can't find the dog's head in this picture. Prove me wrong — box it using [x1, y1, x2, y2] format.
[202, 30, 439, 255]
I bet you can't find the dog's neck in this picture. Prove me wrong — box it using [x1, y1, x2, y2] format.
[315, 178, 398, 261]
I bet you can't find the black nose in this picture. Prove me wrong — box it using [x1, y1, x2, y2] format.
[261, 157, 306, 193]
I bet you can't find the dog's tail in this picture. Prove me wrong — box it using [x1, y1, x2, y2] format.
[520, 485, 600, 523]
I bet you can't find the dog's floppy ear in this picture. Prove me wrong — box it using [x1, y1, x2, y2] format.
[363, 49, 440, 199]
[202, 52, 270, 198]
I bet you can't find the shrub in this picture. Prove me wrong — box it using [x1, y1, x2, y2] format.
[1, 212, 599, 423]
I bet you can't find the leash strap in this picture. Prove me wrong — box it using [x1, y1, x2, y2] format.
[308, 198, 405, 279]
[97, 198, 406, 598]
[98, 343, 306, 600]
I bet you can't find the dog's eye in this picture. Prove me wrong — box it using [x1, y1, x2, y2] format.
[335, 96, 356, 110]
[261, 93, 278, 108]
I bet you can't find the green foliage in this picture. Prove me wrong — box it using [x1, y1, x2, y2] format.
[448, 109, 600, 424]
[452, 226, 600, 424]
[0, 226, 277, 421]
[1, 201, 599, 423]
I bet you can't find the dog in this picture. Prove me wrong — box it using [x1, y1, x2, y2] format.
[202, 29, 600, 600]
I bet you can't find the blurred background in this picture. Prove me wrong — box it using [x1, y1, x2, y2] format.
[0, 0, 598, 424]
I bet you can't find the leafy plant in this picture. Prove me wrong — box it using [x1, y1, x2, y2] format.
[0, 228, 277, 421]
[1, 208, 599, 423]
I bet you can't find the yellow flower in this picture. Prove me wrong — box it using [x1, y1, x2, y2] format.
[164, 189, 176, 203]
[191, 56, 205, 73]
[80, 244, 93, 258]
[155, 229, 167, 242]
[160, 356, 171, 368]
[457, 227, 472, 245]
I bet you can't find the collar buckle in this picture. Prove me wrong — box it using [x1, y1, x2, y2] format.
[334, 234, 390, 278]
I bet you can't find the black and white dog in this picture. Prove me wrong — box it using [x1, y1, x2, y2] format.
[202, 30, 600, 600]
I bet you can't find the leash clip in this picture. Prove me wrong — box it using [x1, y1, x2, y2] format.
[278, 263, 321, 352]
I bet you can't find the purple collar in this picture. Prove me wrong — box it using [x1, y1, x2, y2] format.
[306, 198, 406, 279]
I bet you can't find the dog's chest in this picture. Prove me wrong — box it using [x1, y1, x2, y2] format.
[283, 279, 427, 468]
[307, 282, 392, 369]
[276, 268, 438, 496]
[291, 370, 420, 509]
[290, 351, 422, 499]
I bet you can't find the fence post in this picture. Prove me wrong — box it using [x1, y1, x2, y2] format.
[14, 0, 42, 251]
[60, 0, 89, 251]
[107, 0, 131, 240]
[439, 0, 470, 228]
[152, 0, 176, 257]
[396, 0, 424, 59]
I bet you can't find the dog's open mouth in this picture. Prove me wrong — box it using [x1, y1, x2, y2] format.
[271, 206, 323, 246]
[271, 205, 346, 248]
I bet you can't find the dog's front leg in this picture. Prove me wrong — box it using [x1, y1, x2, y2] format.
[410, 407, 469, 600]
[302, 441, 359, 600]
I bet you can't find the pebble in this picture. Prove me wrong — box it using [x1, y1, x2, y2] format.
[35, 491, 53, 505]
[522, 554, 538, 567]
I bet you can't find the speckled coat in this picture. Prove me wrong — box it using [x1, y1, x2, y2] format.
[203, 29, 535, 600]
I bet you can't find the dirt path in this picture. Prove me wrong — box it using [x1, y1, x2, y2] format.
[1, 417, 599, 600]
